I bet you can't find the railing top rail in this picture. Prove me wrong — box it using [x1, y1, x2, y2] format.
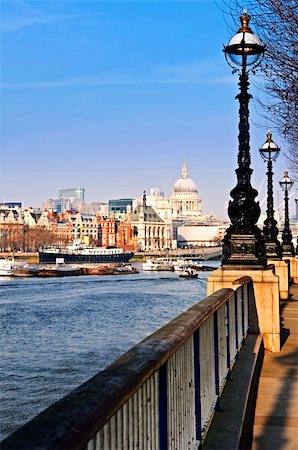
[2, 282, 251, 450]
[232, 276, 252, 285]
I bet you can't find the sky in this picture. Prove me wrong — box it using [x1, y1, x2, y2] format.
[1, 0, 296, 219]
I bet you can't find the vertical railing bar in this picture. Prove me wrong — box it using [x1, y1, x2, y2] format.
[226, 301, 231, 381]
[213, 311, 220, 411]
[116, 408, 122, 450]
[234, 291, 239, 356]
[159, 363, 168, 450]
[128, 397, 133, 450]
[175, 350, 178, 450]
[178, 347, 182, 450]
[123, 401, 128, 450]
[193, 330, 202, 449]
[179, 346, 183, 450]
[147, 379, 151, 450]
[155, 372, 159, 450]
[241, 285, 245, 343]
[103, 421, 111, 450]
[143, 383, 147, 450]
[170, 354, 175, 450]
[97, 427, 104, 450]
[110, 413, 117, 450]
[247, 282, 250, 333]
[139, 387, 143, 450]
[133, 390, 138, 449]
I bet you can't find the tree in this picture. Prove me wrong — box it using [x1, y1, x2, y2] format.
[222, 0, 298, 177]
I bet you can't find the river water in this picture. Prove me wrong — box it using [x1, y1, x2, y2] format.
[0, 261, 220, 440]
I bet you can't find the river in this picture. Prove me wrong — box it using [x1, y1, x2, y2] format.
[0, 261, 220, 440]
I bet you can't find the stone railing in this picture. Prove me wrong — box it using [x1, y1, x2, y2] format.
[2, 278, 254, 450]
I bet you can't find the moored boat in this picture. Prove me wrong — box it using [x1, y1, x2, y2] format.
[0, 258, 15, 276]
[39, 241, 134, 264]
[37, 259, 83, 277]
[142, 259, 174, 272]
[13, 266, 39, 277]
[82, 266, 115, 275]
[196, 265, 216, 272]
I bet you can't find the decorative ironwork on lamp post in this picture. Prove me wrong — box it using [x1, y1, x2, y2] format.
[221, 9, 266, 268]
[259, 131, 282, 259]
[279, 171, 295, 256]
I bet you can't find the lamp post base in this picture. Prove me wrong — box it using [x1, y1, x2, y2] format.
[281, 243, 295, 257]
[264, 242, 282, 260]
[222, 234, 266, 270]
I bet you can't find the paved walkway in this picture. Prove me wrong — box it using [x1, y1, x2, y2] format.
[252, 284, 298, 450]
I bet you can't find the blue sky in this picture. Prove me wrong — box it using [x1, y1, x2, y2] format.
[1, 0, 295, 219]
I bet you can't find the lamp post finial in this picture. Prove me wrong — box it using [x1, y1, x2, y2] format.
[239, 9, 252, 33]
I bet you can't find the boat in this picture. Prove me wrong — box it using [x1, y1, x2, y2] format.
[0, 258, 15, 276]
[173, 261, 192, 272]
[179, 268, 198, 279]
[82, 265, 115, 275]
[13, 266, 39, 277]
[39, 241, 134, 264]
[196, 265, 216, 272]
[113, 264, 139, 274]
[37, 259, 83, 277]
[142, 259, 174, 272]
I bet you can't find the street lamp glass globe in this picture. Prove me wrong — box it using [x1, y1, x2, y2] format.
[224, 10, 264, 69]
[279, 171, 294, 191]
[259, 131, 280, 161]
[226, 32, 264, 67]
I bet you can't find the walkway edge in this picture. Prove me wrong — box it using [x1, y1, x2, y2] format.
[203, 334, 264, 450]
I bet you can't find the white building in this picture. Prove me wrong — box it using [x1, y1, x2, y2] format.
[130, 193, 171, 251]
[135, 160, 227, 248]
[170, 160, 202, 220]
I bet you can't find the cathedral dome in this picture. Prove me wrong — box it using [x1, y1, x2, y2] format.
[173, 177, 198, 193]
[172, 161, 198, 193]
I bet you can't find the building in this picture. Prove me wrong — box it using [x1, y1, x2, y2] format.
[130, 192, 171, 251]
[170, 160, 202, 220]
[59, 188, 85, 203]
[0, 204, 24, 251]
[58, 187, 85, 212]
[63, 211, 100, 243]
[0, 202, 22, 208]
[81, 202, 108, 216]
[108, 199, 134, 218]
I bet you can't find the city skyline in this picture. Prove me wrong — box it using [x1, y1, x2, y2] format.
[1, 1, 295, 218]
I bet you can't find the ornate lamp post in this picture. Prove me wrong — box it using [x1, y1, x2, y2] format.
[259, 131, 281, 259]
[222, 9, 266, 268]
[279, 171, 295, 256]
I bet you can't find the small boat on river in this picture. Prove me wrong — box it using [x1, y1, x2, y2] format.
[113, 264, 139, 275]
[179, 268, 198, 279]
[0, 258, 15, 276]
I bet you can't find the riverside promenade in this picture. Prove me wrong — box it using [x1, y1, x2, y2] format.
[252, 283, 298, 450]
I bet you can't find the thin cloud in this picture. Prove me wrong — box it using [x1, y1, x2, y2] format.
[1, 0, 98, 49]
[1, 13, 76, 33]
[150, 58, 231, 84]
[0, 74, 233, 89]
[1, 56, 233, 89]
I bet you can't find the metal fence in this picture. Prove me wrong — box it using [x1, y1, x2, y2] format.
[2, 277, 254, 450]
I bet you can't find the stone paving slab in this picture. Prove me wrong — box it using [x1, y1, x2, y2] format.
[252, 284, 298, 450]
